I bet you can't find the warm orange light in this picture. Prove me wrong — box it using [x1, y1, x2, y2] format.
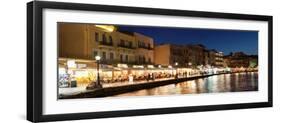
[95, 25, 115, 32]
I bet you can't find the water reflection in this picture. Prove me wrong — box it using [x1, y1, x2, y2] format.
[115, 72, 258, 97]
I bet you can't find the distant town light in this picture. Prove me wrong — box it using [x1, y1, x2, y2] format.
[95, 55, 101, 61]
[175, 62, 178, 66]
[168, 65, 173, 68]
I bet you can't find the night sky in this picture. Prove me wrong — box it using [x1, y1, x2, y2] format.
[118, 25, 258, 55]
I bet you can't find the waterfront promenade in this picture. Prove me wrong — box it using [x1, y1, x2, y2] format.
[59, 76, 190, 97]
[59, 71, 257, 99]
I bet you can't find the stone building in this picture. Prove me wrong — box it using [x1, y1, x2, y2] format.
[154, 44, 210, 67]
[58, 23, 154, 65]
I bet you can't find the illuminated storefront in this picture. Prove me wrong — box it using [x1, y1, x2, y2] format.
[59, 57, 254, 89]
[59, 58, 201, 88]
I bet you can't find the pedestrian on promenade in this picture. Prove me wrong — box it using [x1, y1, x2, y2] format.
[146, 74, 149, 82]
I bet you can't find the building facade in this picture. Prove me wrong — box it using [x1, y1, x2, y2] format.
[59, 23, 154, 65]
[185, 44, 206, 67]
[154, 44, 218, 67]
[154, 44, 224, 68]
[154, 44, 184, 67]
[215, 51, 224, 67]
[204, 49, 224, 67]
[223, 52, 258, 68]
[134, 32, 154, 64]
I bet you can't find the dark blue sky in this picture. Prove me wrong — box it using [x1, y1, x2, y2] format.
[118, 25, 258, 55]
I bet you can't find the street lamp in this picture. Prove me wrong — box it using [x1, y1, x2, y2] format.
[175, 62, 178, 78]
[95, 55, 102, 88]
[188, 62, 192, 67]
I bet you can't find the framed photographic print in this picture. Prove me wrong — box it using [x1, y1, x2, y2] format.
[27, 1, 273, 122]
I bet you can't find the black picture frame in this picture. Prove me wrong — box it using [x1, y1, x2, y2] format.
[27, 1, 273, 122]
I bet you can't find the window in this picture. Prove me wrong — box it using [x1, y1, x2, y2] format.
[148, 57, 151, 63]
[102, 34, 107, 42]
[125, 55, 128, 62]
[95, 32, 99, 42]
[93, 51, 98, 58]
[102, 51, 106, 60]
[148, 43, 151, 49]
[109, 36, 113, 44]
[129, 42, 132, 48]
[139, 56, 142, 63]
[120, 54, 123, 62]
[110, 52, 114, 60]
[120, 40, 125, 46]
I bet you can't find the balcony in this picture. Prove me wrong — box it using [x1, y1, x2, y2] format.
[118, 44, 135, 49]
[138, 45, 153, 50]
[99, 41, 113, 46]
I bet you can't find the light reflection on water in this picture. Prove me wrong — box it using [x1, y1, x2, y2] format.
[114, 72, 258, 97]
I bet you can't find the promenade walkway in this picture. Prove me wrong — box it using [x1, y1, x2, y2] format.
[59, 74, 202, 96]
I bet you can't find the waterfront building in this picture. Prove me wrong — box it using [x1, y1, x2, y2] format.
[58, 23, 155, 86]
[58, 23, 154, 65]
[207, 49, 217, 66]
[154, 44, 207, 67]
[205, 49, 224, 67]
[223, 52, 258, 68]
[134, 32, 154, 64]
[185, 44, 205, 67]
[215, 51, 224, 67]
[204, 49, 210, 65]
[154, 44, 185, 67]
